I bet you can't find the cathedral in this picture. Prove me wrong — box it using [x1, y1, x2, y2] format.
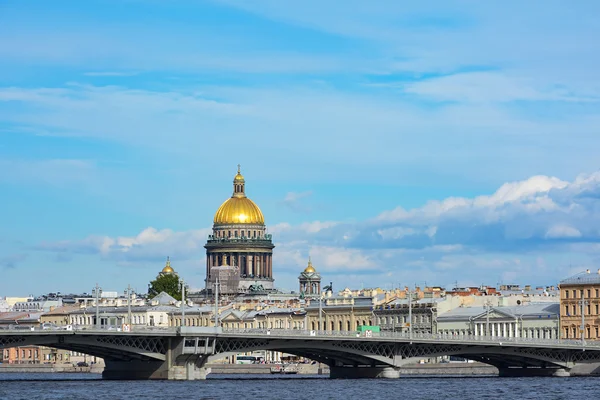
[204, 166, 275, 294]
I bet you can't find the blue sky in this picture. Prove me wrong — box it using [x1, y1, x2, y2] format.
[1, 0, 600, 296]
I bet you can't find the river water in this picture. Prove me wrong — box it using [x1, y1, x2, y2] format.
[0, 373, 596, 400]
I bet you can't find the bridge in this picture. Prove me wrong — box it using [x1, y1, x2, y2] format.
[3, 327, 600, 379]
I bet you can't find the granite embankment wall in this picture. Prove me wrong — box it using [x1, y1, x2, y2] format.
[207, 362, 497, 376]
[0, 364, 102, 374]
[0, 362, 497, 376]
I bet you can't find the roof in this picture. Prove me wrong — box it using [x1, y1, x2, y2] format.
[560, 270, 600, 286]
[151, 291, 177, 305]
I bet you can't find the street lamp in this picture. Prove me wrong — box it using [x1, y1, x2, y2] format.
[92, 284, 102, 329]
[214, 277, 220, 330]
[180, 279, 186, 327]
[579, 299, 589, 345]
[124, 284, 133, 326]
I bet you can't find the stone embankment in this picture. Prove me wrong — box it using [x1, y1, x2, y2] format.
[0, 364, 102, 374]
[207, 362, 497, 376]
[0, 362, 497, 376]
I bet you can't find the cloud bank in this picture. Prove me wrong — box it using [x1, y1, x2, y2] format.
[35, 173, 600, 287]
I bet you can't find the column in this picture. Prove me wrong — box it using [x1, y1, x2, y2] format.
[248, 255, 253, 276]
[474, 323, 478, 336]
[269, 254, 272, 278]
[503, 322, 507, 337]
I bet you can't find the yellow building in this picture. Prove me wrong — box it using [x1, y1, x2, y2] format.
[559, 270, 600, 340]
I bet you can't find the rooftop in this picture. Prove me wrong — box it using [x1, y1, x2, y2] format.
[560, 270, 600, 286]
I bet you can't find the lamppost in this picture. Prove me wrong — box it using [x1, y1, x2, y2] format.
[579, 299, 589, 345]
[213, 277, 220, 330]
[124, 284, 133, 326]
[318, 295, 323, 331]
[408, 288, 413, 340]
[92, 284, 102, 329]
[485, 299, 492, 337]
[180, 279, 186, 327]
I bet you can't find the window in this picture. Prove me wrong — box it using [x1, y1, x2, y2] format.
[241, 231, 245, 237]
[596, 304, 599, 315]
[234, 231, 238, 237]
[573, 290, 576, 298]
[588, 304, 591, 315]
[596, 327, 599, 338]
[588, 289, 592, 298]
[565, 290, 569, 299]
[596, 289, 599, 298]
[573, 305, 577, 315]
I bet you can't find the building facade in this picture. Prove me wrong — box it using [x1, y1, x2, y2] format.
[205, 166, 275, 294]
[436, 303, 560, 339]
[559, 270, 600, 340]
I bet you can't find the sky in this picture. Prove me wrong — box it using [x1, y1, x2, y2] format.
[1, 0, 600, 296]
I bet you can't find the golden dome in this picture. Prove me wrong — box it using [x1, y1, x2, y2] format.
[304, 258, 316, 273]
[214, 165, 265, 225]
[214, 197, 265, 224]
[162, 257, 174, 274]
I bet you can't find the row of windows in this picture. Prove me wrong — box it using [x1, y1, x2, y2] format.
[564, 326, 600, 339]
[564, 289, 600, 299]
[376, 315, 430, 325]
[439, 328, 558, 339]
[2, 349, 40, 359]
[310, 320, 373, 331]
[215, 230, 263, 239]
[564, 303, 600, 316]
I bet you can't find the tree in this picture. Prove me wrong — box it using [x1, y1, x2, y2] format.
[148, 273, 182, 301]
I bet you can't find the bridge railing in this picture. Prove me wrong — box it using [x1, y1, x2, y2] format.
[218, 327, 600, 348]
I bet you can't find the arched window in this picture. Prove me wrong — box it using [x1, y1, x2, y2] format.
[312, 322, 315, 330]
[347, 321, 351, 331]
[330, 321, 334, 331]
[338, 321, 343, 331]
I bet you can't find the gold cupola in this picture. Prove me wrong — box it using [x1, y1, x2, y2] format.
[304, 257, 316, 273]
[161, 256, 174, 274]
[213, 165, 265, 225]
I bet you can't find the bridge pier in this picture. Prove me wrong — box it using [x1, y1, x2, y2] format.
[102, 360, 169, 380]
[498, 367, 570, 377]
[329, 366, 400, 379]
[168, 363, 211, 380]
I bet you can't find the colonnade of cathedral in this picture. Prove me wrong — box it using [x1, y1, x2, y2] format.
[205, 252, 274, 280]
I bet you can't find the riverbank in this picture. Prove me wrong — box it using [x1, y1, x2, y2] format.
[207, 362, 497, 376]
[0, 364, 103, 374]
[0, 362, 497, 376]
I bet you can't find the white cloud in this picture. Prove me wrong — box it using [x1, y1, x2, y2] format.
[545, 225, 582, 239]
[35, 172, 600, 289]
[282, 191, 313, 212]
[0, 158, 95, 187]
[402, 71, 599, 103]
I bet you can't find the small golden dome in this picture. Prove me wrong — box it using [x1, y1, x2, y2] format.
[304, 258, 316, 273]
[214, 165, 265, 225]
[162, 257, 174, 274]
[234, 164, 245, 182]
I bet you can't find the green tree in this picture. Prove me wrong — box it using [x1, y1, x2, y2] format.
[148, 273, 182, 301]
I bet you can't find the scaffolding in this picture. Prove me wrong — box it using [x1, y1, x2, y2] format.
[209, 266, 240, 295]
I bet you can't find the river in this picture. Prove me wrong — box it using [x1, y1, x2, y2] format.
[0, 373, 596, 399]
